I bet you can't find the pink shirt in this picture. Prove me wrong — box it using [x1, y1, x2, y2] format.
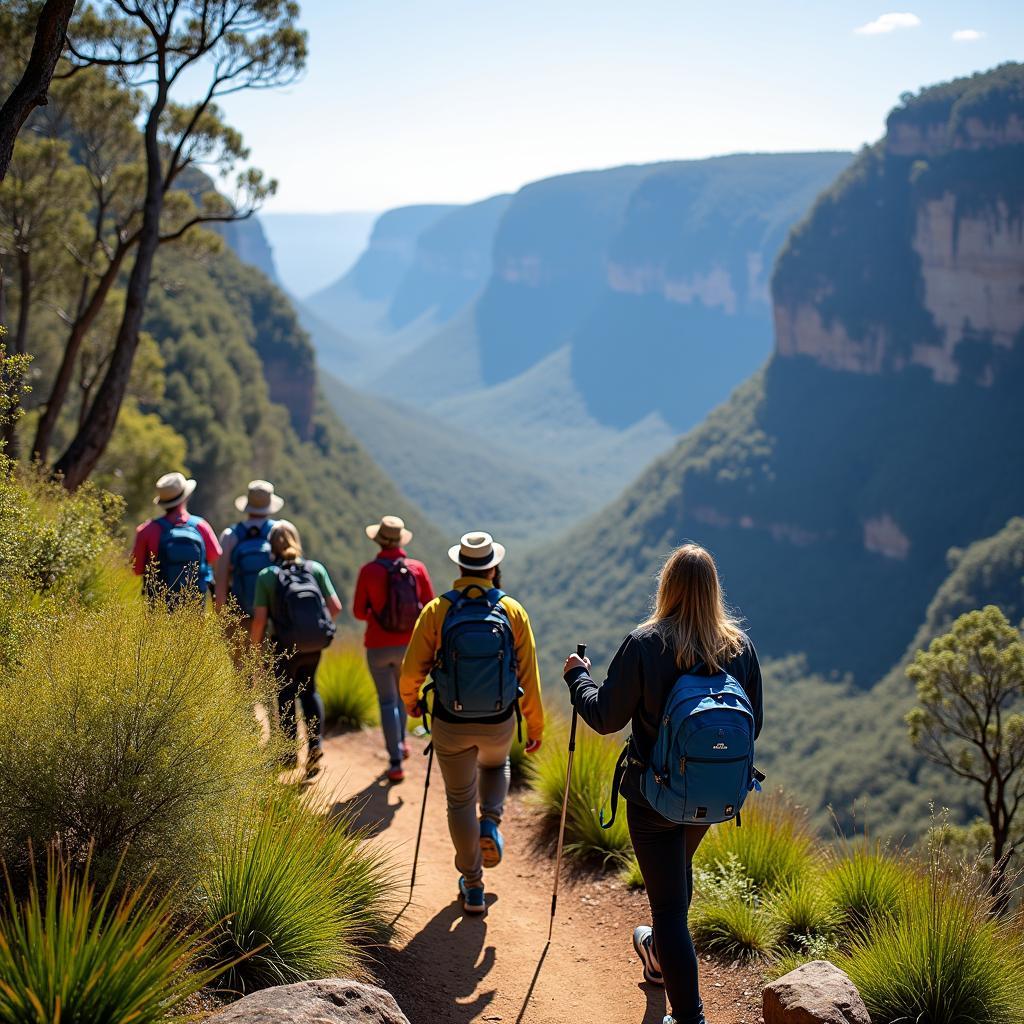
[131, 507, 222, 575]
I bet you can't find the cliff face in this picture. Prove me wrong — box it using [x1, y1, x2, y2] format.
[773, 64, 1024, 385]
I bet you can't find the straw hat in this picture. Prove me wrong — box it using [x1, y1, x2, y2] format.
[448, 531, 506, 571]
[234, 480, 285, 516]
[153, 472, 197, 510]
[366, 515, 413, 547]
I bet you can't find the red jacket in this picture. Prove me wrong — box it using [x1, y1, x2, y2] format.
[352, 548, 435, 649]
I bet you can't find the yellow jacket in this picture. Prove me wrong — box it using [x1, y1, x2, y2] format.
[399, 576, 544, 741]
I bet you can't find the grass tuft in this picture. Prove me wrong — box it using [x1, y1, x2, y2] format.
[318, 647, 381, 731]
[769, 878, 842, 948]
[689, 898, 781, 962]
[822, 841, 915, 939]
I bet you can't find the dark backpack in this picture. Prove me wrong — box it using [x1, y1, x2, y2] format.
[230, 519, 276, 616]
[150, 516, 209, 599]
[603, 661, 760, 829]
[373, 556, 423, 634]
[429, 585, 520, 721]
[270, 561, 336, 653]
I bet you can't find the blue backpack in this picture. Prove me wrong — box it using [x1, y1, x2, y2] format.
[603, 661, 760, 829]
[428, 585, 521, 729]
[151, 516, 210, 600]
[230, 519, 276, 616]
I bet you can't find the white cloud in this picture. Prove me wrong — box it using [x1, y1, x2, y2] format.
[854, 12, 922, 35]
[952, 28, 985, 42]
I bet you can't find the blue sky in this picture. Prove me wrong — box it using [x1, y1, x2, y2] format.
[217, 1, 1024, 213]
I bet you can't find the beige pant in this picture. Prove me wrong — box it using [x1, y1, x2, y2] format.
[431, 715, 515, 887]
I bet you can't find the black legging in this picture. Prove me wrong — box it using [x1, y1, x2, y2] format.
[627, 799, 710, 1024]
[274, 647, 324, 751]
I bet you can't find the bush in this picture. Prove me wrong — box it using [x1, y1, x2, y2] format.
[0, 596, 279, 892]
[201, 790, 393, 994]
[840, 864, 1024, 1024]
[689, 898, 780, 962]
[319, 647, 380, 730]
[524, 719, 631, 864]
[0, 848, 216, 1023]
[768, 879, 842, 948]
[822, 841, 915, 939]
[694, 792, 819, 893]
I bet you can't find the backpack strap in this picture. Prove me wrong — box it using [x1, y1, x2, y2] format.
[601, 739, 633, 831]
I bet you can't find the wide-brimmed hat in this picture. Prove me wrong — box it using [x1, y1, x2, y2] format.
[153, 472, 197, 510]
[234, 480, 285, 516]
[366, 515, 412, 547]
[448, 531, 506, 571]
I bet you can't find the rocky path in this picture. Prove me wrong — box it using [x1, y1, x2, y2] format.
[316, 728, 763, 1024]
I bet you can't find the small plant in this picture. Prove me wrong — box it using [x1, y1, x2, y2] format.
[201, 790, 393, 994]
[694, 792, 819, 893]
[822, 841, 914, 939]
[620, 854, 645, 889]
[768, 878, 842, 949]
[689, 897, 781, 962]
[524, 719, 631, 863]
[318, 647, 381, 730]
[0, 848, 216, 1023]
[840, 862, 1024, 1024]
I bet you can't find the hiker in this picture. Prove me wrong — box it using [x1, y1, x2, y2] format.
[352, 515, 435, 783]
[214, 480, 285, 627]
[250, 520, 342, 779]
[131, 472, 221, 603]
[400, 531, 544, 915]
[562, 543, 763, 1024]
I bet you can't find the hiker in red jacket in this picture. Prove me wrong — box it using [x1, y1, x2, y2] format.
[353, 516, 435, 782]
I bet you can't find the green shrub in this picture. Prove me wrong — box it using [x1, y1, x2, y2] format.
[0, 848, 216, 1023]
[840, 865, 1024, 1024]
[319, 646, 380, 730]
[0, 596, 279, 892]
[201, 790, 393, 994]
[694, 792, 819, 892]
[768, 879, 842, 948]
[689, 898, 781, 962]
[620, 854, 645, 889]
[524, 719, 630, 864]
[822, 841, 915, 939]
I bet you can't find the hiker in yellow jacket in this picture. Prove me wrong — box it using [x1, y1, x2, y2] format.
[401, 531, 544, 915]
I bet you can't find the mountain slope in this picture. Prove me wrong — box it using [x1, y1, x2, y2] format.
[522, 64, 1024, 687]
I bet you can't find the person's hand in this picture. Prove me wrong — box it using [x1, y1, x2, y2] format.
[563, 653, 592, 677]
[405, 700, 423, 719]
[524, 737, 542, 755]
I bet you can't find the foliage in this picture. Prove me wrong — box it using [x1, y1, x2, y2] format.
[620, 853, 645, 889]
[0, 848, 217, 1024]
[769, 878, 843, 949]
[319, 646, 380, 731]
[907, 606, 1024, 883]
[839, 860, 1024, 1024]
[0, 595, 278, 892]
[524, 720, 631, 864]
[694, 793, 819, 892]
[821, 842, 915, 940]
[0, 340, 30, 433]
[200, 790, 393, 994]
[688, 898, 781, 962]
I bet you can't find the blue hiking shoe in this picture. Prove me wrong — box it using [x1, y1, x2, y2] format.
[479, 818, 504, 869]
[458, 876, 486, 915]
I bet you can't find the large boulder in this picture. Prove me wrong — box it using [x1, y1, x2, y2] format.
[763, 960, 871, 1024]
[206, 979, 411, 1024]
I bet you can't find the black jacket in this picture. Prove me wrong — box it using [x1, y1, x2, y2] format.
[564, 626, 764, 807]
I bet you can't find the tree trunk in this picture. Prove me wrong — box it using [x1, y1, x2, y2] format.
[53, 77, 167, 490]
[0, 265, 7, 327]
[13, 251, 31, 355]
[33, 239, 130, 462]
[0, 0, 78, 183]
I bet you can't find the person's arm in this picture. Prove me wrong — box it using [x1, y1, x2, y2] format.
[505, 599, 543, 750]
[351, 564, 372, 622]
[399, 598, 442, 716]
[130, 522, 151, 576]
[312, 562, 343, 619]
[198, 519, 222, 565]
[744, 639, 764, 740]
[250, 606, 268, 644]
[214, 528, 234, 612]
[563, 633, 643, 735]
[417, 563, 435, 603]
[250, 568, 273, 644]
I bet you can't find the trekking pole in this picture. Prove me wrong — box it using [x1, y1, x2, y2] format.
[548, 643, 586, 942]
[410, 739, 434, 898]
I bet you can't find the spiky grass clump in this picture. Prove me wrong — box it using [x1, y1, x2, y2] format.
[201, 791, 393, 994]
[822, 841, 915, 939]
[768, 879, 843, 949]
[689, 898, 781, 962]
[694, 792, 819, 893]
[0, 597, 279, 893]
[620, 854, 645, 889]
[318, 647, 381, 731]
[839, 865, 1024, 1024]
[524, 719, 630, 863]
[0, 849, 216, 1023]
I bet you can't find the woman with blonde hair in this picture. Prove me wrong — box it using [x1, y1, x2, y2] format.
[562, 543, 763, 1024]
[251, 520, 343, 778]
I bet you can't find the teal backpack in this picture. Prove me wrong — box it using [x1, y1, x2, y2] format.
[148, 516, 210, 601]
[230, 519, 276, 615]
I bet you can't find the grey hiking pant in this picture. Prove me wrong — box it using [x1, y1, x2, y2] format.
[431, 715, 515, 888]
[366, 646, 407, 768]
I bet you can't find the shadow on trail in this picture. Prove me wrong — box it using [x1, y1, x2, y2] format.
[513, 940, 549, 1024]
[641, 981, 667, 1023]
[330, 775, 404, 837]
[384, 896, 500, 1024]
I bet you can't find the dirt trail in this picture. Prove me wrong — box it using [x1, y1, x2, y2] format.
[316, 728, 763, 1024]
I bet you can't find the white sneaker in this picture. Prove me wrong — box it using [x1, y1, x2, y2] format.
[632, 925, 664, 985]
